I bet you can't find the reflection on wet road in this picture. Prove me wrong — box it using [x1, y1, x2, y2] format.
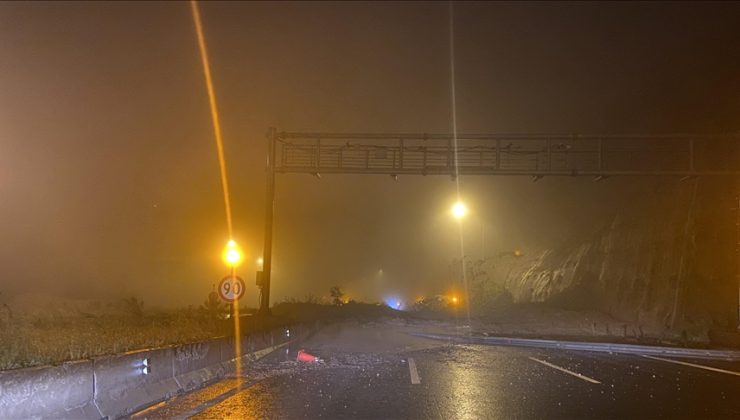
[139, 320, 740, 419]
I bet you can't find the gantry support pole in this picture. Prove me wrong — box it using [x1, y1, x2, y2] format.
[736, 173, 740, 330]
[259, 127, 277, 315]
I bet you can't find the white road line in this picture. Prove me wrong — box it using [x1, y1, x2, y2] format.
[408, 357, 421, 384]
[528, 357, 601, 384]
[642, 355, 740, 377]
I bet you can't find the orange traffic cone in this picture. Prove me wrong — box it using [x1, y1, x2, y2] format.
[296, 349, 319, 363]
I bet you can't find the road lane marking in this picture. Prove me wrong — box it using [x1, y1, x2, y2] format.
[642, 355, 740, 377]
[528, 357, 601, 384]
[408, 357, 421, 384]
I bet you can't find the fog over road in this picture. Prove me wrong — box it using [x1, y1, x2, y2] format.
[139, 320, 740, 419]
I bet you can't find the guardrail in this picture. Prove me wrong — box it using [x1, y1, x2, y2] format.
[412, 332, 740, 361]
[0, 324, 312, 419]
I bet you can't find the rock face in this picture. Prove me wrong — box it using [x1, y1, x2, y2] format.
[502, 177, 738, 336]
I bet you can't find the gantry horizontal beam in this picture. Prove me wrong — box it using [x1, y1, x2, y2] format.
[275, 167, 740, 177]
[271, 131, 740, 177]
[277, 132, 739, 141]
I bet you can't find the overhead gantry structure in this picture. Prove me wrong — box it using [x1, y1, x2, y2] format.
[257, 129, 740, 316]
[273, 132, 739, 177]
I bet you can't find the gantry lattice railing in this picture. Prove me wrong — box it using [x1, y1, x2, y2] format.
[273, 132, 740, 176]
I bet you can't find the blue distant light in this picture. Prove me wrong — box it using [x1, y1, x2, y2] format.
[383, 297, 404, 311]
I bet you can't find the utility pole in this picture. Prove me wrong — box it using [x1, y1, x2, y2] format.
[259, 128, 276, 315]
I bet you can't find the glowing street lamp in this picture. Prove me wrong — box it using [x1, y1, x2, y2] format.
[451, 201, 467, 220]
[222, 239, 244, 268]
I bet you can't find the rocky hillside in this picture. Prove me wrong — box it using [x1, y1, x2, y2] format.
[482, 177, 738, 338]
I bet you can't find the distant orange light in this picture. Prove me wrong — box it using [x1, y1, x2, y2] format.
[451, 296, 459, 304]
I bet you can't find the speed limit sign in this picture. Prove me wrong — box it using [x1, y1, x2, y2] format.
[218, 275, 245, 302]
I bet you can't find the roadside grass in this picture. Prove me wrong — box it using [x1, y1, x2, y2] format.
[0, 310, 224, 370]
[5, 298, 702, 370]
[0, 301, 400, 370]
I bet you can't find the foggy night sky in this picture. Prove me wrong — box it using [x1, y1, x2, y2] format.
[1, 1, 739, 308]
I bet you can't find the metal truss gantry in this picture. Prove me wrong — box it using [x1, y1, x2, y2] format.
[258, 129, 740, 314]
[274, 132, 739, 177]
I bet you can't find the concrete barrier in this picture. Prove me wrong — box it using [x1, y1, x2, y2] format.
[93, 346, 179, 419]
[244, 331, 270, 359]
[172, 338, 226, 392]
[0, 360, 100, 419]
[0, 323, 313, 419]
[218, 335, 238, 362]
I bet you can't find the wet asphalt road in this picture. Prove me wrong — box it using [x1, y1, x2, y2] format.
[140, 322, 740, 419]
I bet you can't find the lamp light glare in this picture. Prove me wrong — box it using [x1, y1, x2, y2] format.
[451, 201, 467, 219]
[222, 240, 244, 267]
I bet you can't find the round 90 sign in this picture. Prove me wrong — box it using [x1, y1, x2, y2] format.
[218, 275, 245, 302]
